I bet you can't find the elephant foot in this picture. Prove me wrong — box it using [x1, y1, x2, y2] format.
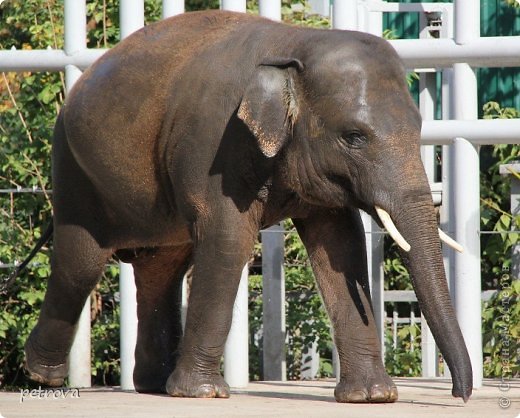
[134, 370, 169, 394]
[165, 368, 230, 398]
[334, 372, 398, 403]
[24, 336, 68, 387]
[134, 381, 167, 394]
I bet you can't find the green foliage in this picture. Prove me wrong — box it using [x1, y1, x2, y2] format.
[480, 103, 519, 283]
[283, 225, 332, 379]
[281, 1, 330, 28]
[0, 0, 175, 389]
[503, 0, 520, 8]
[482, 276, 520, 378]
[186, 0, 219, 11]
[384, 317, 422, 377]
[246, 1, 330, 27]
[90, 274, 121, 386]
[247, 274, 263, 380]
[248, 222, 333, 380]
[0, 0, 60, 389]
[86, 0, 120, 47]
[479, 101, 520, 378]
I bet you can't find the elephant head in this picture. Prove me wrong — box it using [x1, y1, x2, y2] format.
[238, 30, 472, 401]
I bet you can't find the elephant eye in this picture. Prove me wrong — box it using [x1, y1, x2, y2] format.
[340, 131, 367, 149]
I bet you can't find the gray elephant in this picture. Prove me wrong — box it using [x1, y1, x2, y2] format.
[21, 10, 472, 403]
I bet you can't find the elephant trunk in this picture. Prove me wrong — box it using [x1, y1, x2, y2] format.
[380, 196, 473, 402]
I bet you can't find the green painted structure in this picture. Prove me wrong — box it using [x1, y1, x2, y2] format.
[383, 0, 519, 114]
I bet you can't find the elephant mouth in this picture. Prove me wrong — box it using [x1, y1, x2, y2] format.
[374, 205, 463, 253]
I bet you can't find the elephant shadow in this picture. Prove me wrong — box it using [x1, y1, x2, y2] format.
[209, 111, 277, 214]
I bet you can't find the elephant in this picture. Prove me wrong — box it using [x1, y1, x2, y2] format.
[21, 10, 472, 403]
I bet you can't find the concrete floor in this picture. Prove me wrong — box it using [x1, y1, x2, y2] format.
[1, 378, 519, 418]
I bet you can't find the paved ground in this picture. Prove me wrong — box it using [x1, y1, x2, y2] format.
[1, 378, 519, 418]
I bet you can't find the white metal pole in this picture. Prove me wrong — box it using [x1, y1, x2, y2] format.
[362, 0, 385, 367]
[332, 0, 357, 30]
[69, 299, 91, 388]
[451, 0, 483, 390]
[259, 0, 281, 21]
[262, 225, 286, 381]
[216, 1, 251, 388]
[119, 0, 144, 391]
[221, 0, 246, 12]
[120, 0, 145, 40]
[418, 40, 439, 376]
[119, 263, 138, 390]
[441, 67, 454, 378]
[64, 0, 86, 57]
[181, 276, 188, 332]
[162, 0, 184, 18]
[361, 213, 384, 359]
[218, 0, 249, 388]
[224, 265, 249, 388]
[65, 0, 91, 389]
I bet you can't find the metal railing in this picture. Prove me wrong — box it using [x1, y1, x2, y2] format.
[1, 0, 519, 391]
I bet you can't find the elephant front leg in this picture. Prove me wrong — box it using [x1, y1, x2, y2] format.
[294, 208, 398, 403]
[165, 223, 256, 398]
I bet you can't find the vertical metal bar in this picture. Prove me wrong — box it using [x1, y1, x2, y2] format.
[68, 300, 91, 388]
[262, 224, 286, 381]
[410, 310, 415, 352]
[259, 0, 281, 21]
[119, 263, 138, 391]
[119, 0, 144, 392]
[224, 265, 249, 388]
[218, 1, 249, 386]
[361, 213, 384, 360]
[510, 177, 520, 281]
[181, 276, 188, 332]
[366, 7, 382, 37]
[370, 220, 385, 359]
[419, 65, 439, 377]
[451, 0, 483, 390]
[440, 0, 455, 370]
[221, 0, 246, 12]
[498, 163, 520, 282]
[64, 0, 87, 57]
[332, 344, 340, 381]
[332, 0, 357, 30]
[120, 0, 144, 40]
[65, 0, 91, 389]
[308, 0, 331, 18]
[419, 73, 437, 181]
[441, 69, 454, 379]
[392, 311, 398, 350]
[162, 0, 184, 18]
[362, 3, 384, 365]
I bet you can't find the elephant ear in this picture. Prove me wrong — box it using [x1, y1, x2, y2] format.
[238, 58, 303, 158]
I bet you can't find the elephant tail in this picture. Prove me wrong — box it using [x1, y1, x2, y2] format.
[0, 220, 54, 294]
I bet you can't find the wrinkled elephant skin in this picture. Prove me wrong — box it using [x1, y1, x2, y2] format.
[24, 10, 472, 403]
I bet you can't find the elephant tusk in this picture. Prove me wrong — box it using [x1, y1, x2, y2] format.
[438, 228, 464, 253]
[375, 206, 411, 252]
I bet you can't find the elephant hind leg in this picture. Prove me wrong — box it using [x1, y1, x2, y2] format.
[131, 244, 193, 393]
[25, 224, 111, 387]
